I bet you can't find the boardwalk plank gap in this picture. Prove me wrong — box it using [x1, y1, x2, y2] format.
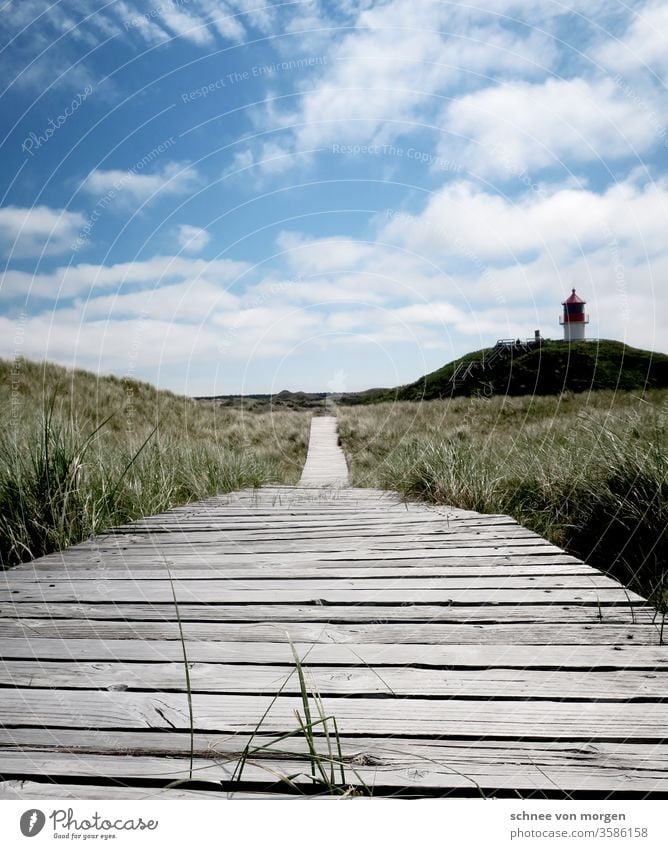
[1, 415, 666, 799]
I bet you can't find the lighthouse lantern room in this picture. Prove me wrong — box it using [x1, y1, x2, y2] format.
[560, 288, 589, 341]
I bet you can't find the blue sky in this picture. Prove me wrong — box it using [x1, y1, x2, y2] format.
[1, 0, 667, 394]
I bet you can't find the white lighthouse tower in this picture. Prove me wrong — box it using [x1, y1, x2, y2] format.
[560, 288, 589, 341]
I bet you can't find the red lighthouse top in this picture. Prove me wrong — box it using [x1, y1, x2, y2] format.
[563, 288, 586, 305]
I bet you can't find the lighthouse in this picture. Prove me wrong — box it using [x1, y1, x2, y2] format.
[560, 288, 589, 341]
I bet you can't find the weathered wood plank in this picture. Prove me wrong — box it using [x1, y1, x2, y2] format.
[109, 514, 526, 528]
[62, 540, 564, 555]
[108, 507, 509, 520]
[2, 735, 667, 793]
[2, 690, 667, 738]
[17, 553, 584, 571]
[0, 781, 293, 800]
[0, 605, 655, 631]
[100, 530, 540, 545]
[95, 529, 542, 544]
[117, 505, 513, 516]
[0, 584, 641, 604]
[1, 575, 620, 591]
[4, 563, 600, 581]
[2, 637, 665, 665]
[2, 661, 665, 699]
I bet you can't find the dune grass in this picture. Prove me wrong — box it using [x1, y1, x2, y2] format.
[337, 390, 668, 609]
[0, 358, 311, 568]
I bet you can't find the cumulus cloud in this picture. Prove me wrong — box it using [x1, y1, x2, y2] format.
[444, 77, 664, 176]
[223, 149, 255, 178]
[74, 278, 239, 324]
[276, 232, 380, 274]
[380, 174, 668, 264]
[155, 3, 214, 46]
[241, 0, 559, 171]
[177, 224, 211, 253]
[595, 0, 668, 79]
[0, 255, 250, 301]
[80, 161, 201, 206]
[0, 312, 224, 371]
[0, 205, 86, 258]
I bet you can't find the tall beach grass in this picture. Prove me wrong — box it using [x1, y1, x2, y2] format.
[337, 390, 668, 608]
[0, 358, 311, 568]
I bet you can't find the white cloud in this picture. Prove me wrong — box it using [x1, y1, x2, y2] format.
[0, 205, 85, 258]
[245, 0, 558, 167]
[275, 236, 453, 303]
[276, 232, 380, 274]
[222, 149, 255, 178]
[1, 0, 103, 91]
[1, 255, 250, 301]
[321, 301, 470, 342]
[76, 278, 239, 321]
[273, 277, 388, 305]
[177, 224, 211, 253]
[380, 174, 668, 265]
[115, 1, 252, 45]
[224, 142, 310, 179]
[445, 77, 663, 176]
[0, 302, 329, 375]
[157, 4, 214, 46]
[0, 312, 224, 370]
[211, 303, 324, 359]
[115, 1, 170, 43]
[255, 142, 299, 174]
[80, 161, 201, 206]
[199, 0, 247, 40]
[393, 302, 469, 326]
[595, 1, 668, 79]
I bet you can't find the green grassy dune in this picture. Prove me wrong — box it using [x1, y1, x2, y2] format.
[0, 358, 311, 568]
[357, 339, 668, 403]
[337, 390, 668, 613]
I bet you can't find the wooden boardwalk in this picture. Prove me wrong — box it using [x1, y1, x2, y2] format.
[299, 415, 349, 487]
[1, 415, 667, 799]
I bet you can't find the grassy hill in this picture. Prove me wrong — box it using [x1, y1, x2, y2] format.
[196, 389, 329, 411]
[337, 390, 668, 609]
[0, 359, 310, 567]
[363, 340, 668, 403]
[196, 387, 391, 410]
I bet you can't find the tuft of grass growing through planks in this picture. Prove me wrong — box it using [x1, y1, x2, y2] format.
[228, 639, 367, 796]
[162, 627, 488, 798]
[166, 567, 194, 781]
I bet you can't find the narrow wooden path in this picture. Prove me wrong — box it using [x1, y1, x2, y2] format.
[298, 415, 349, 487]
[1, 416, 667, 799]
